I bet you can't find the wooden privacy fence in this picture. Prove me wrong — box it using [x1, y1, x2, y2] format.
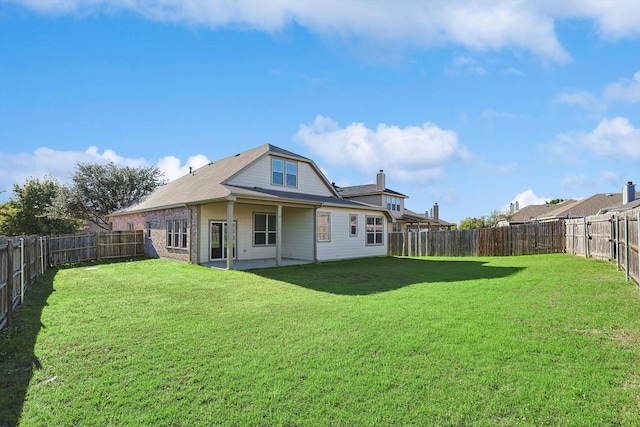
[1, 230, 144, 331]
[389, 221, 566, 257]
[0, 236, 48, 330]
[48, 230, 145, 266]
[566, 208, 640, 286]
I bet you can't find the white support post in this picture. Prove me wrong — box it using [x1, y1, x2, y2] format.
[276, 205, 282, 266]
[226, 199, 235, 270]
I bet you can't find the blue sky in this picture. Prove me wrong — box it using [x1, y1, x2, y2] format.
[1, 1, 639, 224]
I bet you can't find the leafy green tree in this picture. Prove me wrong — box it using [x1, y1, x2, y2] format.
[0, 176, 81, 235]
[458, 216, 486, 229]
[458, 209, 513, 229]
[55, 162, 164, 230]
[547, 198, 564, 205]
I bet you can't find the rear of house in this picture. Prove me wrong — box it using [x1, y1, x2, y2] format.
[108, 144, 391, 269]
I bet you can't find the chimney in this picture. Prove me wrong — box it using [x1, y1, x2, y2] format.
[433, 203, 439, 221]
[623, 181, 636, 204]
[510, 203, 514, 213]
[376, 170, 385, 191]
[515, 201, 520, 211]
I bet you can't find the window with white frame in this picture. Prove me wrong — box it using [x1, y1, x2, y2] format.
[349, 214, 358, 237]
[317, 212, 330, 242]
[127, 223, 134, 231]
[254, 213, 276, 246]
[166, 219, 188, 249]
[146, 222, 152, 238]
[386, 196, 401, 211]
[366, 216, 384, 245]
[272, 158, 298, 187]
[181, 219, 188, 248]
[392, 223, 403, 233]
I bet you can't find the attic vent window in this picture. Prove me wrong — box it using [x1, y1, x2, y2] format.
[272, 158, 297, 188]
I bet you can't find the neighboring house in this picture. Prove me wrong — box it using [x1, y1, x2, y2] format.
[598, 182, 640, 214]
[538, 193, 631, 221]
[504, 199, 577, 225]
[107, 144, 392, 269]
[336, 170, 453, 232]
[505, 182, 639, 224]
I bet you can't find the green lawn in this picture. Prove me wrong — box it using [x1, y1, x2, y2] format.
[2, 254, 639, 426]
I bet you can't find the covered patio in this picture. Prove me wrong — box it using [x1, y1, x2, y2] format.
[202, 258, 313, 271]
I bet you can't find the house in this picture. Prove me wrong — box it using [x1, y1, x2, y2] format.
[505, 199, 577, 225]
[505, 181, 639, 224]
[597, 182, 640, 214]
[538, 193, 631, 221]
[336, 170, 454, 231]
[107, 144, 393, 270]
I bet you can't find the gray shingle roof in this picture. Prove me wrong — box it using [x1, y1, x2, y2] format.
[337, 184, 407, 198]
[108, 144, 389, 216]
[509, 200, 576, 223]
[539, 193, 635, 219]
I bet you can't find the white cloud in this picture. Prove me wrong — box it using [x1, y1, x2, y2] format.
[294, 115, 468, 183]
[583, 117, 640, 159]
[552, 116, 640, 161]
[555, 89, 607, 112]
[446, 56, 487, 75]
[506, 189, 550, 211]
[157, 154, 211, 181]
[0, 146, 208, 201]
[562, 174, 595, 189]
[604, 71, 640, 103]
[9, 1, 640, 62]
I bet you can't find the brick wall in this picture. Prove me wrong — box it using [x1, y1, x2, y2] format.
[110, 206, 198, 263]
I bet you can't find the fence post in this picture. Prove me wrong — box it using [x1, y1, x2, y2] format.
[625, 215, 630, 282]
[637, 213, 640, 286]
[616, 215, 620, 270]
[6, 241, 13, 327]
[426, 229, 429, 256]
[20, 237, 25, 304]
[584, 217, 589, 258]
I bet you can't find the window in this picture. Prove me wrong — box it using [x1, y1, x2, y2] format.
[366, 216, 384, 245]
[254, 213, 276, 246]
[146, 222, 152, 238]
[272, 158, 297, 187]
[166, 220, 188, 249]
[349, 214, 358, 237]
[182, 220, 188, 248]
[392, 223, 403, 233]
[127, 223, 134, 231]
[386, 196, 401, 211]
[317, 212, 330, 242]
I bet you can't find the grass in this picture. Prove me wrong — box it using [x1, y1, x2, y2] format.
[1, 254, 640, 426]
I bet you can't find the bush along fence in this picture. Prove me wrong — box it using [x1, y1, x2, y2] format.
[0, 230, 145, 331]
[566, 208, 640, 287]
[388, 221, 566, 257]
[0, 236, 48, 330]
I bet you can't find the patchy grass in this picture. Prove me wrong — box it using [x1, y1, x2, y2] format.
[2, 254, 640, 426]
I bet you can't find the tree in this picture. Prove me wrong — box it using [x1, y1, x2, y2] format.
[56, 162, 165, 230]
[547, 198, 565, 205]
[458, 209, 513, 229]
[0, 176, 82, 235]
